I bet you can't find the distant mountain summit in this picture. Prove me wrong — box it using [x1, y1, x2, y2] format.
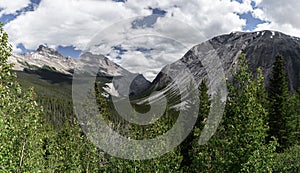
[36, 45, 65, 58]
[8, 45, 150, 96]
[9, 45, 75, 75]
[151, 30, 300, 94]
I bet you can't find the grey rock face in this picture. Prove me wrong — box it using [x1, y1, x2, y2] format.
[152, 30, 300, 93]
[9, 45, 150, 97]
[9, 45, 75, 75]
[37, 45, 64, 58]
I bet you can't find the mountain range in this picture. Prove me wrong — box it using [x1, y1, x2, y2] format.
[9, 30, 300, 102]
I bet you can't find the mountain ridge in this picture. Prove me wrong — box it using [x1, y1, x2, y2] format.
[8, 45, 151, 97]
[8, 30, 300, 100]
[151, 30, 300, 95]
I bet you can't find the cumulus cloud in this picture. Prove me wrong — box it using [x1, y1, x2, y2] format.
[0, 0, 31, 16]
[254, 0, 300, 37]
[4, 0, 258, 80]
[114, 35, 188, 80]
[4, 0, 249, 50]
[4, 0, 144, 50]
[86, 17, 191, 81]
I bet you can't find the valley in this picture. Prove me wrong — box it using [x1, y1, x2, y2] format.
[2, 30, 300, 172]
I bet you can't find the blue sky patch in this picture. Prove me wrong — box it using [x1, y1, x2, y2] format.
[0, 0, 41, 25]
[17, 43, 82, 58]
[151, 8, 167, 16]
[112, 45, 128, 55]
[111, 45, 128, 59]
[0, 14, 17, 24]
[132, 8, 167, 29]
[239, 12, 266, 31]
[57, 45, 82, 58]
[112, 0, 127, 2]
[17, 43, 35, 54]
[136, 47, 154, 54]
[233, 0, 266, 31]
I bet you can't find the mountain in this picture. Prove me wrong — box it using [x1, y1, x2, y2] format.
[10, 45, 75, 75]
[9, 30, 300, 109]
[8, 45, 151, 97]
[7, 30, 300, 127]
[151, 30, 300, 95]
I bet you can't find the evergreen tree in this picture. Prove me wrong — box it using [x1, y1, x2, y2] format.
[198, 80, 211, 129]
[268, 54, 290, 151]
[180, 79, 211, 172]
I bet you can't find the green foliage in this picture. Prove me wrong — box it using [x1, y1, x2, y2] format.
[40, 120, 106, 172]
[104, 151, 182, 172]
[273, 144, 300, 172]
[0, 22, 45, 172]
[268, 54, 290, 151]
[191, 53, 277, 173]
[223, 54, 276, 172]
[286, 93, 300, 146]
[198, 80, 211, 127]
[94, 81, 183, 172]
[38, 96, 74, 128]
[180, 80, 211, 172]
[241, 138, 277, 173]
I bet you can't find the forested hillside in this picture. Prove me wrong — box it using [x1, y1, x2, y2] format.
[1, 23, 299, 172]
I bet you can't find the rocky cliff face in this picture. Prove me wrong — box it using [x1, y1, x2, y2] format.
[8, 45, 150, 97]
[151, 30, 300, 93]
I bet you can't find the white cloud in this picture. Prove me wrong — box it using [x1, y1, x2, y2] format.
[115, 35, 188, 81]
[254, 0, 300, 37]
[252, 8, 268, 21]
[252, 0, 263, 6]
[255, 22, 300, 38]
[4, 0, 143, 50]
[260, 0, 300, 28]
[0, 0, 31, 17]
[4, 0, 257, 80]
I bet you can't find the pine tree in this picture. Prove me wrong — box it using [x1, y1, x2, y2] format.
[198, 80, 211, 129]
[179, 80, 211, 171]
[268, 54, 290, 151]
[183, 80, 215, 172]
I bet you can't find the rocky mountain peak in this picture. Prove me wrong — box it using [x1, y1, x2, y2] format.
[152, 30, 300, 94]
[9, 48, 151, 97]
[36, 45, 64, 58]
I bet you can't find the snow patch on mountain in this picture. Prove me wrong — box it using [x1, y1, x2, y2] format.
[103, 83, 119, 97]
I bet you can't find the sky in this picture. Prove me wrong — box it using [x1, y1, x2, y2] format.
[1, 0, 300, 81]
